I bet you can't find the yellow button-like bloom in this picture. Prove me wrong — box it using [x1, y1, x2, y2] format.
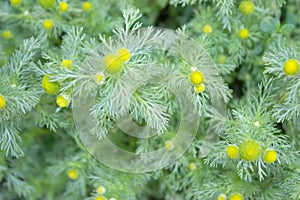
[103, 54, 124, 74]
[56, 94, 70, 108]
[95, 73, 104, 84]
[0, 95, 6, 109]
[43, 19, 53, 30]
[61, 59, 72, 70]
[165, 141, 174, 151]
[263, 149, 277, 164]
[188, 162, 196, 171]
[42, 75, 60, 95]
[203, 24, 212, 34]
[218, 194, 227, 200]
[94, 196, 106, 200]
[38, 0, 55, 9]
[82, 2, 92, 11]
[67, 169, 78, 180]
[283, 59, 299, 75]
[229, 193, 243, 200]
[195, 84, 205, 93]
[117, 47, 131, 62]
[97, 186, 106, 194]
[2, 30, 12, 39]
[239, 29, 249, 39]
[239, 140, 261, 162]
[239, 1, 255, 15]
[190, 71, 204, 85]
[226, 145, 239, 159]
[10, 0, 22, 6]
[59, 2, 68, 12]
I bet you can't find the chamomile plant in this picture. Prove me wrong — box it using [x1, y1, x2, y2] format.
[263, 38, 300, 128]
[0, 38, 41, 157]
[204, 79, 292, 182]
[1, 0, 300, 199]
[69, 8, 231, 141]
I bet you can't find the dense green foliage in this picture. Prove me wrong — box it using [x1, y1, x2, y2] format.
[0, 0, 299, 199]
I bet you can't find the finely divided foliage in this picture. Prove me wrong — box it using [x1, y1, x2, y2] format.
[0, 0, 299, 199]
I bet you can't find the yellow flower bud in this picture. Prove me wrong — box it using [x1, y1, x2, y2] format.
[2, 30, 12, 39]
[263, 149, 277, 164]
[239, 29, 249, 39]
[117, 48, 131, 62]
[283, 59, 299, 75]
[0, 95, 6, 109]
[239, 1, 255, 15]
[239, 140, 261, 162]
[195, 84, 205, 93]
[103, 54, 124, 74]
[229, 193, 243, 200]
[67, 169, 78, 180]
[97, 186, 106, 194]
[190, 71, 204, 85]
[218, 194, 227, 200]
[226, 145, 239, 159]
[38, 0, 55, 9]
[165, 141, 174, 151]
[42, 75, 60, 95]
[82, 2, 92, 11]
[203, 24, 212, 34]
[59, 2, 68, 12]
[94, 196, 106, 200]
[43, 19, 53, 30]
[189, 162, 197, 171]
[61, 59, 72, 70]
[95, 73, 104, 84]
[56, 93, 70, 108]
[10, 0, 22, 6]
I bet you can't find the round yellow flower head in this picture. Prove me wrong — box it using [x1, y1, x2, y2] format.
[82, 2, 92, 11]
[229, 193, 243, 200]
[0, 95, 6, 109]
[38, 0, 55, 9]
[59, 2, 68, 12]
[97, 186, 106, 194]
[43, 19, 53, 30]
[10, 0, 22, 6]
[218, 194, 227, 200]
[239, 140, 261, 161]
[189, 162, 197, 171]
[94, 196, 106, 200]
[263, 149, 277, 164]
[239, 29, 249, 39]
[195, 84, 205, 93]
[95, 73, 104, 84]
[56, 94, 70, 108]
[203, 24, 212, 34]
[67, 169, 78, 180]
[61, 59, 72, 70]
[165, 141, 174, 151]
[117, 48, 131, 62]
[226, 145, 239, 159]
[239, 1, 255, 15]
[42, 75, 60, 95]
[283, 59, 299, 75]
[103, 54, 124, 74]
[190, 71, 204, 85]
[2, 30, 12, 39]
